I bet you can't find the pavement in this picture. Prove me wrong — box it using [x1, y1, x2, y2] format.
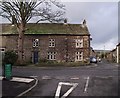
[1, 76, 37, 98]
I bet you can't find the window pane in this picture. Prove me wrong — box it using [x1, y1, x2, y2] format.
[49, 39, 55, 47]
[51, 55, 52, 60]
[47, 52, 56, 60]
[75, 39, 83, 48]
[33, 39, 39, 47]
[77, 56, 79, 60]
[76, 43, 79, 46]
[47, 52, 49, 59]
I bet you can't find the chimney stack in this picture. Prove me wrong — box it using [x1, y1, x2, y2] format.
[64, 18, 67, 25]
[12, 15, 17, 25]
[81, 19, 87, 28]
[83, 19, 86, 25]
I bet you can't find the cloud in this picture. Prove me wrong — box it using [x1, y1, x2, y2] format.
[87, 3, 118, 43]
[63, 2, 118, 50]
[61, 0, 119, 2]
[0, 1, 118, 50]
[92, 37, 118, 50]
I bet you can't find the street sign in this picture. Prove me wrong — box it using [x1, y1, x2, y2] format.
[5, 64, 12, 80]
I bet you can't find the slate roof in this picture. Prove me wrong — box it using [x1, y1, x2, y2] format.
[117, 43, 120, 46]
[0, 23, 90, 35]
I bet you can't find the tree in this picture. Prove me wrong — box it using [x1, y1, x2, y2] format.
[0, 0, 65, 64]
[3, 50, 18, 65]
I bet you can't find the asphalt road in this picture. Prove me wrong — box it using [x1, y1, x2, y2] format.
[10, 61, 119, 97]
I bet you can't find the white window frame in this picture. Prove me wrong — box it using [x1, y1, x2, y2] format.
[47, 52, 56, 60]
[75, 39, 83, 48]
[33, 39, 39, 47]
[75, 52, 83, 61]
[0, 48, 5, 52]
[49, 39, 55, 47]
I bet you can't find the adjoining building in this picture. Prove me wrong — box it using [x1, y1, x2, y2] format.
[117, 43, 120, 63]
[0, 20, 91, 64]
[106, 49, 117, 63]
[106, 43, 120, 64]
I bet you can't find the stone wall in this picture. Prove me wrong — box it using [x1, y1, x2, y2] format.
[1, 34, 90, 63]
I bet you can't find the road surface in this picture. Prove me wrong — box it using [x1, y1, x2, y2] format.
[10, 61, 119, 97]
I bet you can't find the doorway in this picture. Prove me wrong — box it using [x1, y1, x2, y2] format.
[33, 51, 39, 64]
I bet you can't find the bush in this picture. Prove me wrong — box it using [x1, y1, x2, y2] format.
[39, 58, 48, 63]
[37, 60, 87, 67]
[37, 59, 63, 67]
[3, 50, 18, 65]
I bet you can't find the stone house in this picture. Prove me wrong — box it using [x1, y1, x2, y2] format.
[116, 43, 120, 63]
[106, 43, 120, 63]
[106, 49, 116, 62]
[90, 47, 96, 57]
[0, 20, 91, 64]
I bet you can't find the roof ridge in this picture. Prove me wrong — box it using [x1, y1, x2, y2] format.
[0, 23, 82, 25]
[1, 23, 90, 35]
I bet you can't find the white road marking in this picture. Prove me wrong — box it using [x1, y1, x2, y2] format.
[55, 82, 62, 97]
[55, 76, 65, 80]
[94, 64, 98, 66]
[0, 76, 3, 80]
[84, 76, 90, 93]
[95, 76, 113, 79]
[29, 76, 38, 78]
[61, 84, 78, 98]
[55, 82, 78, 98]
[16, 77, 38, 98]
[42, 76, 51, 80]
[113, 70, 118, 72]
[70, 77, 79, 80]
[115, 64, 119, 67]
[0, 76, 34, 83]
[10, 77, 34, 83]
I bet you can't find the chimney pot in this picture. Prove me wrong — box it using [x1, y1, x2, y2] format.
[64, 18, 67, 24]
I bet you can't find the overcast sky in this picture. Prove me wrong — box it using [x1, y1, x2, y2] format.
[1, 0, 119, 50]
[62, 1, 118, 50]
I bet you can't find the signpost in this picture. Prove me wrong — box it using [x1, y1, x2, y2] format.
[5, 64, 12, 80]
